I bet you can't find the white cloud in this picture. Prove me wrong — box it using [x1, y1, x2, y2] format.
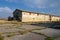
[0, 7, 13, 14]
[5, 0, 60, 10]
[50, 1, 60, 8]
[5, 0, 21, 3]
[23, 0, 48, 8]
[0, 7, 13, 18]
[5, 0, 59, 9]
[5, 0, 48, 8]
[5, 0, 16, 2]
[23, 0, 60, 9]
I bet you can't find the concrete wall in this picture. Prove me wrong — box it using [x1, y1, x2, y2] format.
[13, 9, 60, 22]
[22, 11, 51, 22]
[51, 16, 60, 21]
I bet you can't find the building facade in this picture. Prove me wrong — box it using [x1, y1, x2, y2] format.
[13, 9, 60, 22]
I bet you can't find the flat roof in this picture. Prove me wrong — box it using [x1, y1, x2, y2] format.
[14, 9, 60, 17]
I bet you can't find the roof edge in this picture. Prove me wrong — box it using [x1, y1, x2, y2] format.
[14, 9, 60, 17]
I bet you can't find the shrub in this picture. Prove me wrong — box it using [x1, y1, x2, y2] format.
[8, 16, 13, 21]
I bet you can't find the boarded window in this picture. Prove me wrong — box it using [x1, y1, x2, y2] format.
[37, 14, 39, 16]
[49, 15, 51, 21]
[59, 19, 60, 21]
[29, 13, 31, 15]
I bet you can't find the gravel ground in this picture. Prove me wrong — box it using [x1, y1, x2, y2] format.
[0, 24, 60, 40]
[5, 33, 46, 40]
[32, 28, 60, 37]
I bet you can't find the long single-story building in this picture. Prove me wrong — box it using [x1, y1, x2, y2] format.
[13, 9, 60, 22]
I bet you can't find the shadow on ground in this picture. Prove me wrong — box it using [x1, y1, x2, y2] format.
[31, 22, 60, 29]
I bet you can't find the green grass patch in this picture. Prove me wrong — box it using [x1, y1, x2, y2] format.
[32, 32, 55, 40]
[6, 33, 16, 37]
[45, 37, 54, 40]
[29, 28, 46, 32]
[54, 34, 60, 38]
[18, 30, 29, 35]
[0, 35, 4, 40]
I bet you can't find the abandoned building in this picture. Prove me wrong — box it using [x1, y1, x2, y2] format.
[12, 9, 60, 22]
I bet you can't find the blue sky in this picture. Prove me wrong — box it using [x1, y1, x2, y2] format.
[0, 0, 60, 18]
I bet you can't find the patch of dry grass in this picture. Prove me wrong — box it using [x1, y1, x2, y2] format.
[0, 34, 4, 40]
[0, 20, 22, 24]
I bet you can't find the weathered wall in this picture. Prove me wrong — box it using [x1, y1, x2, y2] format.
[51, 16, 60, 21]
[13, 9, 60, 22]
[22, 11, 50, 22]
